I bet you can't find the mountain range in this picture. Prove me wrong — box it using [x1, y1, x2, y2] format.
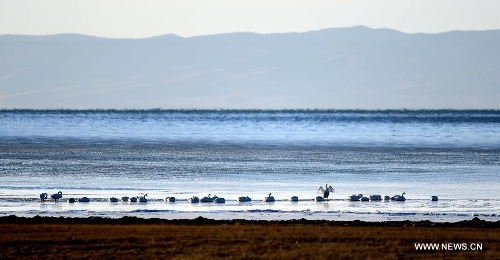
[0, 26, 498, 109]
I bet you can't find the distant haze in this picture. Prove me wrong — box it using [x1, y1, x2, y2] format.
[0, 27, 499, 109]
[1, 0, 498, 38]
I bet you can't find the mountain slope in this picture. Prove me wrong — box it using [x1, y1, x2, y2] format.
[1, 27, 498, 109]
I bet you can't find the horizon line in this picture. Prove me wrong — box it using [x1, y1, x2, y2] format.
[1, 108, 499, 112]
[1, 26, 499, 40]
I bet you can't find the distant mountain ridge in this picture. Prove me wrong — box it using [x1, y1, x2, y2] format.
[1, 26, 498, 109]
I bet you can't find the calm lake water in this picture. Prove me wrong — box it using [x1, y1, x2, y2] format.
[0, 110, 499, 221]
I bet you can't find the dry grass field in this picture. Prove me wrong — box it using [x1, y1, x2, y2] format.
[0, 217, 498, 259]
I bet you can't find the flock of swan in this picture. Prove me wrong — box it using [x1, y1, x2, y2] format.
[39, 184, 439, 204]
[40, 192, 149, 203]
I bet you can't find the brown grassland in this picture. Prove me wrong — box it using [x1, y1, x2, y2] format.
[0, 216, 499, 259]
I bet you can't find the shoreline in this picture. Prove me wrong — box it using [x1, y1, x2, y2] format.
[1, 215, 499, 259]
[1, 215, 499, 227]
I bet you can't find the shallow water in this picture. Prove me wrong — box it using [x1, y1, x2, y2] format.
[0, 110, 499, 221]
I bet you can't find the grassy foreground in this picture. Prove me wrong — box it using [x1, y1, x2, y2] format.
[0, 216, 499, 259]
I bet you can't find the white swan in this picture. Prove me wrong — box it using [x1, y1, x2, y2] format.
[318, 184, 335, 199]
[189, 196, 199, 203]
[289, 196, 299, 202]
[109, 197, 119, 202]
[201, 194, 214, 203]
[264, 193, 275, 202]
[78, 197, 90, 202]
[51, 191, 63, 202]
[391, 192, 406, 201]
[349, 194, 362, 201]
[40, 193, 48, 202]
[431, 195, 438, 201]
[315, 196, 324, 202]
[138, 194, 148, 203]
[238, 196, 251, 202]
[213, 195, 225, 203]
[165, 197, 176, 202]
[369, 195, 382, 201]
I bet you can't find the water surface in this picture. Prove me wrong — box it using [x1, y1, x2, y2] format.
[0, 110, 499, 221]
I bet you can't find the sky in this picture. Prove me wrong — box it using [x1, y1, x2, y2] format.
[1, 0, 499, 38]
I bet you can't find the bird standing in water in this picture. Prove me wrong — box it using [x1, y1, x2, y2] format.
[318, 184, 335, 199]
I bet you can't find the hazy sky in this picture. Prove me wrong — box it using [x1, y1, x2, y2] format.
[1, 0, 499, 38]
